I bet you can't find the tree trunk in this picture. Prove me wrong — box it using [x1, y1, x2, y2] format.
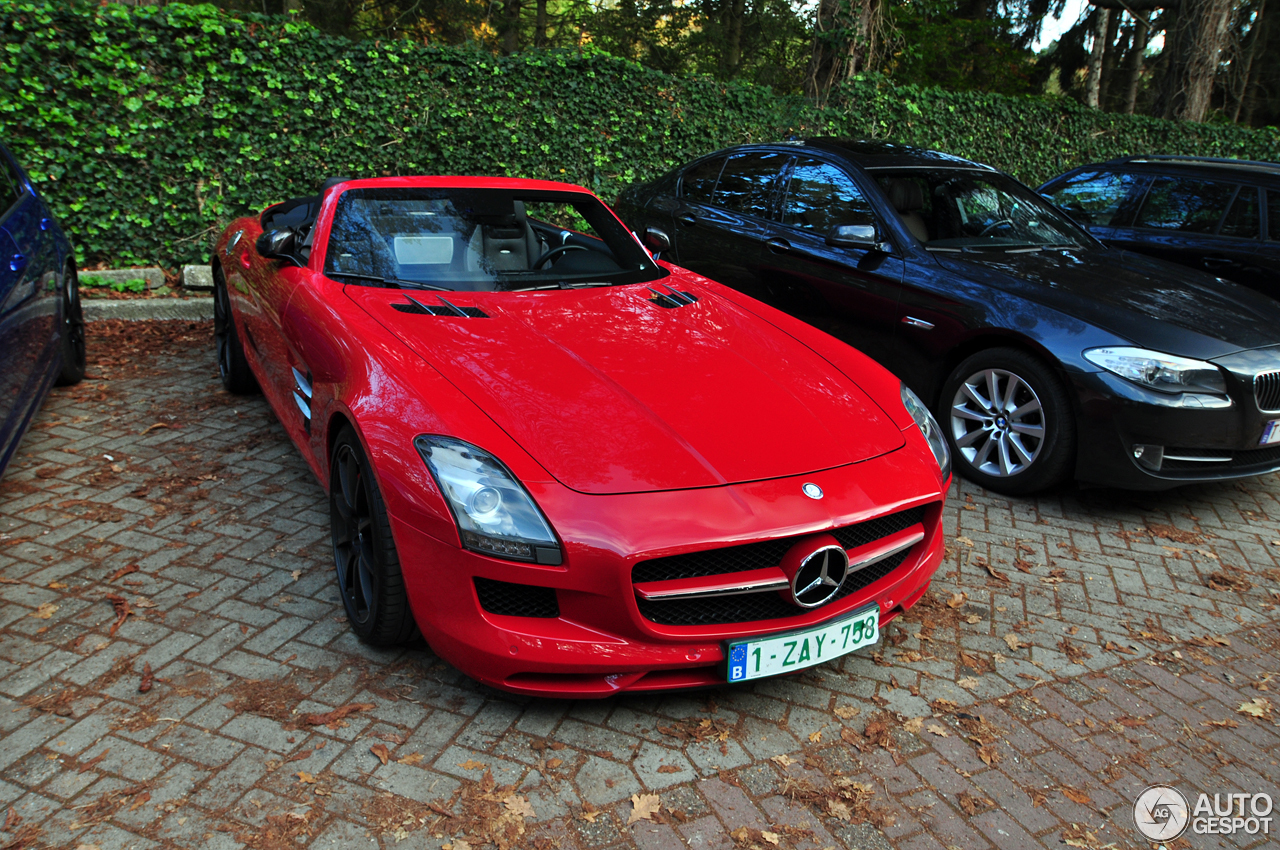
[1098, 10, 1123, 106]
[805, 0, 883, 102]
[1230, 0, 1265, 121]
[1123, 13, 1151, 113]
[1155, 0, 1234, 121]
[500, 0, 522, 53]
[535, 0, 548, 47]
[1086, 8, 1110, 108]
[722, 0, 746, 77]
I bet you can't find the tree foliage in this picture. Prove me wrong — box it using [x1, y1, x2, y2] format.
[2, 1, 1278, 271]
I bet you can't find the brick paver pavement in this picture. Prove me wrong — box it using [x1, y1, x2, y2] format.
[1, 320, 1278, 850]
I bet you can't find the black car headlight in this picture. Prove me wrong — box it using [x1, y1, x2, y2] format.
[901, 383, 951, 480]
[1083, 347, 1227, 396]
[415, 436, 562, 565]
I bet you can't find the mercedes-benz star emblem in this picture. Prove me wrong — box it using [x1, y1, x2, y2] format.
[791, 544, 849, 607]
[802, 483, 823, 500]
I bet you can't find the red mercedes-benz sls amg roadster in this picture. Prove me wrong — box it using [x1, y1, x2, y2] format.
[210, 176, 951, 697]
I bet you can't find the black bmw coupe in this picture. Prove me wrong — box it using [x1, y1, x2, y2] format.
[616, 139, 1280, 494]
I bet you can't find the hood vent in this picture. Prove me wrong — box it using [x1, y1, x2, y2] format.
[646, 285, 698, 309]
[393, 295, 488, 318]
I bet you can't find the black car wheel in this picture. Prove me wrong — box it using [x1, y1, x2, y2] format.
[56, 264, 85, 386]
[214, 267, 259, 394]
[330, 428, 416, 646]
[942, 348, 1074, 494]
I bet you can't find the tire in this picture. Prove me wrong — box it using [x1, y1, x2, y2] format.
[940, 347, 1075, 495]
[329, 427, 417, 646]
[213, 266, 259, 394]
[56, 264, 85, 386]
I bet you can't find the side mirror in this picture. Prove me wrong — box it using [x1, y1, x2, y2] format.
[256, 228, 297, 261]
[644, 226, 672, 253]
[825, 224, 881, 250]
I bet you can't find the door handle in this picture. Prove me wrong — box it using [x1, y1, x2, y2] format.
[675, 212, 697, 227]
[765, 238, 792, 254]
[1202, 256, 1231, 268]
[239, 252, 252, 270]
[40, 218, 52, 232]
[9, 253, 25, 273]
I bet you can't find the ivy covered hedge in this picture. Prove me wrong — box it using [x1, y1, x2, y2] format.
[2, 0, 1278, 269]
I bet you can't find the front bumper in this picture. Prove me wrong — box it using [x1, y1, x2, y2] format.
[391, 448, 947, 698]
[1072, 354, 1280, 489]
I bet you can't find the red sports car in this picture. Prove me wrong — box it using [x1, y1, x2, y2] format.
[211, 176, 951, 697]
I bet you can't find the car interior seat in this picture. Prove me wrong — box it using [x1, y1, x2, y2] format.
[466, 201, 546, 273]
[886, 179, 930, 243]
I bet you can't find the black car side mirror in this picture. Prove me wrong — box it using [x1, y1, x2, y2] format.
[256, 228, 298, 262]
[825, 224, 883, 251]
[644, 227, 672, 253]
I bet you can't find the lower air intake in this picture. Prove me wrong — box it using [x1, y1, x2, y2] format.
[474, 577, 559, 618]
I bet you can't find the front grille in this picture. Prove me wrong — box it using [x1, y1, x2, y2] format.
[1162, 445, 1280, 473]
[1257, 371, 1280, 412]
[474, 578, 559, 618]
[632, 506, 926, 585]
[635, 549, 911, 626]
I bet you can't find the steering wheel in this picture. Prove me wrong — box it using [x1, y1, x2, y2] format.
[533, 244, 587, 269]
[979, 218, 1014, 237]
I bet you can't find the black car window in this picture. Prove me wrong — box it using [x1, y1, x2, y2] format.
[1269, 190, 1280, 241]
[1134, 176, 1235, 233]
[1045, 170, 1148, 226]
[712, 151, 786, 218]
[1219, 186, 1261, 239]
[782, 158, 874, 233]
[680, 156, 725, 204]
[0, 155, 21, 217]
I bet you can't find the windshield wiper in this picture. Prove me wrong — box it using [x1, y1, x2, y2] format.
[504, 280, 615, 292]
[326, 272, 449, 291]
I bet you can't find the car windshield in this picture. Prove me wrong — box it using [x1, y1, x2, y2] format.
[323, 187, 666, 291]
[877, 170, 1090, 251]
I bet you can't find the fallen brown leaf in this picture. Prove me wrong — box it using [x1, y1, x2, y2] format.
[956, 791, 994, 816]
[3, 807, 19, 831]
[396, 753, 424, 765]
[627, 788, 660, 824]
[457, 759, 488, 771]
[104, 593, 130, 635]
[656, 764, 681, 774]
[946, 591, 967, 609]
[302, 703, 374, 727]
[1062, 786, 1091, 805]
[370, 744, 390, 765]
[30, 602, 57, 620]
[138, 662, 153, 694]
[1239, 698, 1273, 719]
[296, 771, 316, 784]
[108, 565, 139, 581]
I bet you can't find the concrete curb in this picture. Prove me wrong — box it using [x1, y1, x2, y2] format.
[79, 267, 166, 290]
[83, 297, 214, 322]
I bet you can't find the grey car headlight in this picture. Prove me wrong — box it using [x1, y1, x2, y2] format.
[415, 436, 562, 565]
[901, 383, 951, 480]
[1084, 347, 1227, 396]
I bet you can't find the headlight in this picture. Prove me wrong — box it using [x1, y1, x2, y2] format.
[1083, 347, 1226, 395]
[415, 436, 562, 565]
[901, 384, 950, 480]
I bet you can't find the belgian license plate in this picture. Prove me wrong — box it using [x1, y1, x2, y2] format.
[1263, 420, 1280, 445]
[725, 605, 879, 683]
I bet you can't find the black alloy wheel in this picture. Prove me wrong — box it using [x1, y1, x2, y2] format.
[329, 428, 416, 646]
[213, 267, 258, 394]
[56, 264, 85, 385]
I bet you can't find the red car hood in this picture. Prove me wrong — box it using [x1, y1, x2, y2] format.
[349, 282, 904, 495]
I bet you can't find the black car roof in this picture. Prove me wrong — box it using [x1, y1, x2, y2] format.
[1076, 154, 1280, 182]
[801, 138, 994, 171]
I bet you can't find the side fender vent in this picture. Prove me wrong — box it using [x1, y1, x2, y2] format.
[393, 295, 488, 318]
[646, 285, 698, 309]
[292, 366, 313, 434]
